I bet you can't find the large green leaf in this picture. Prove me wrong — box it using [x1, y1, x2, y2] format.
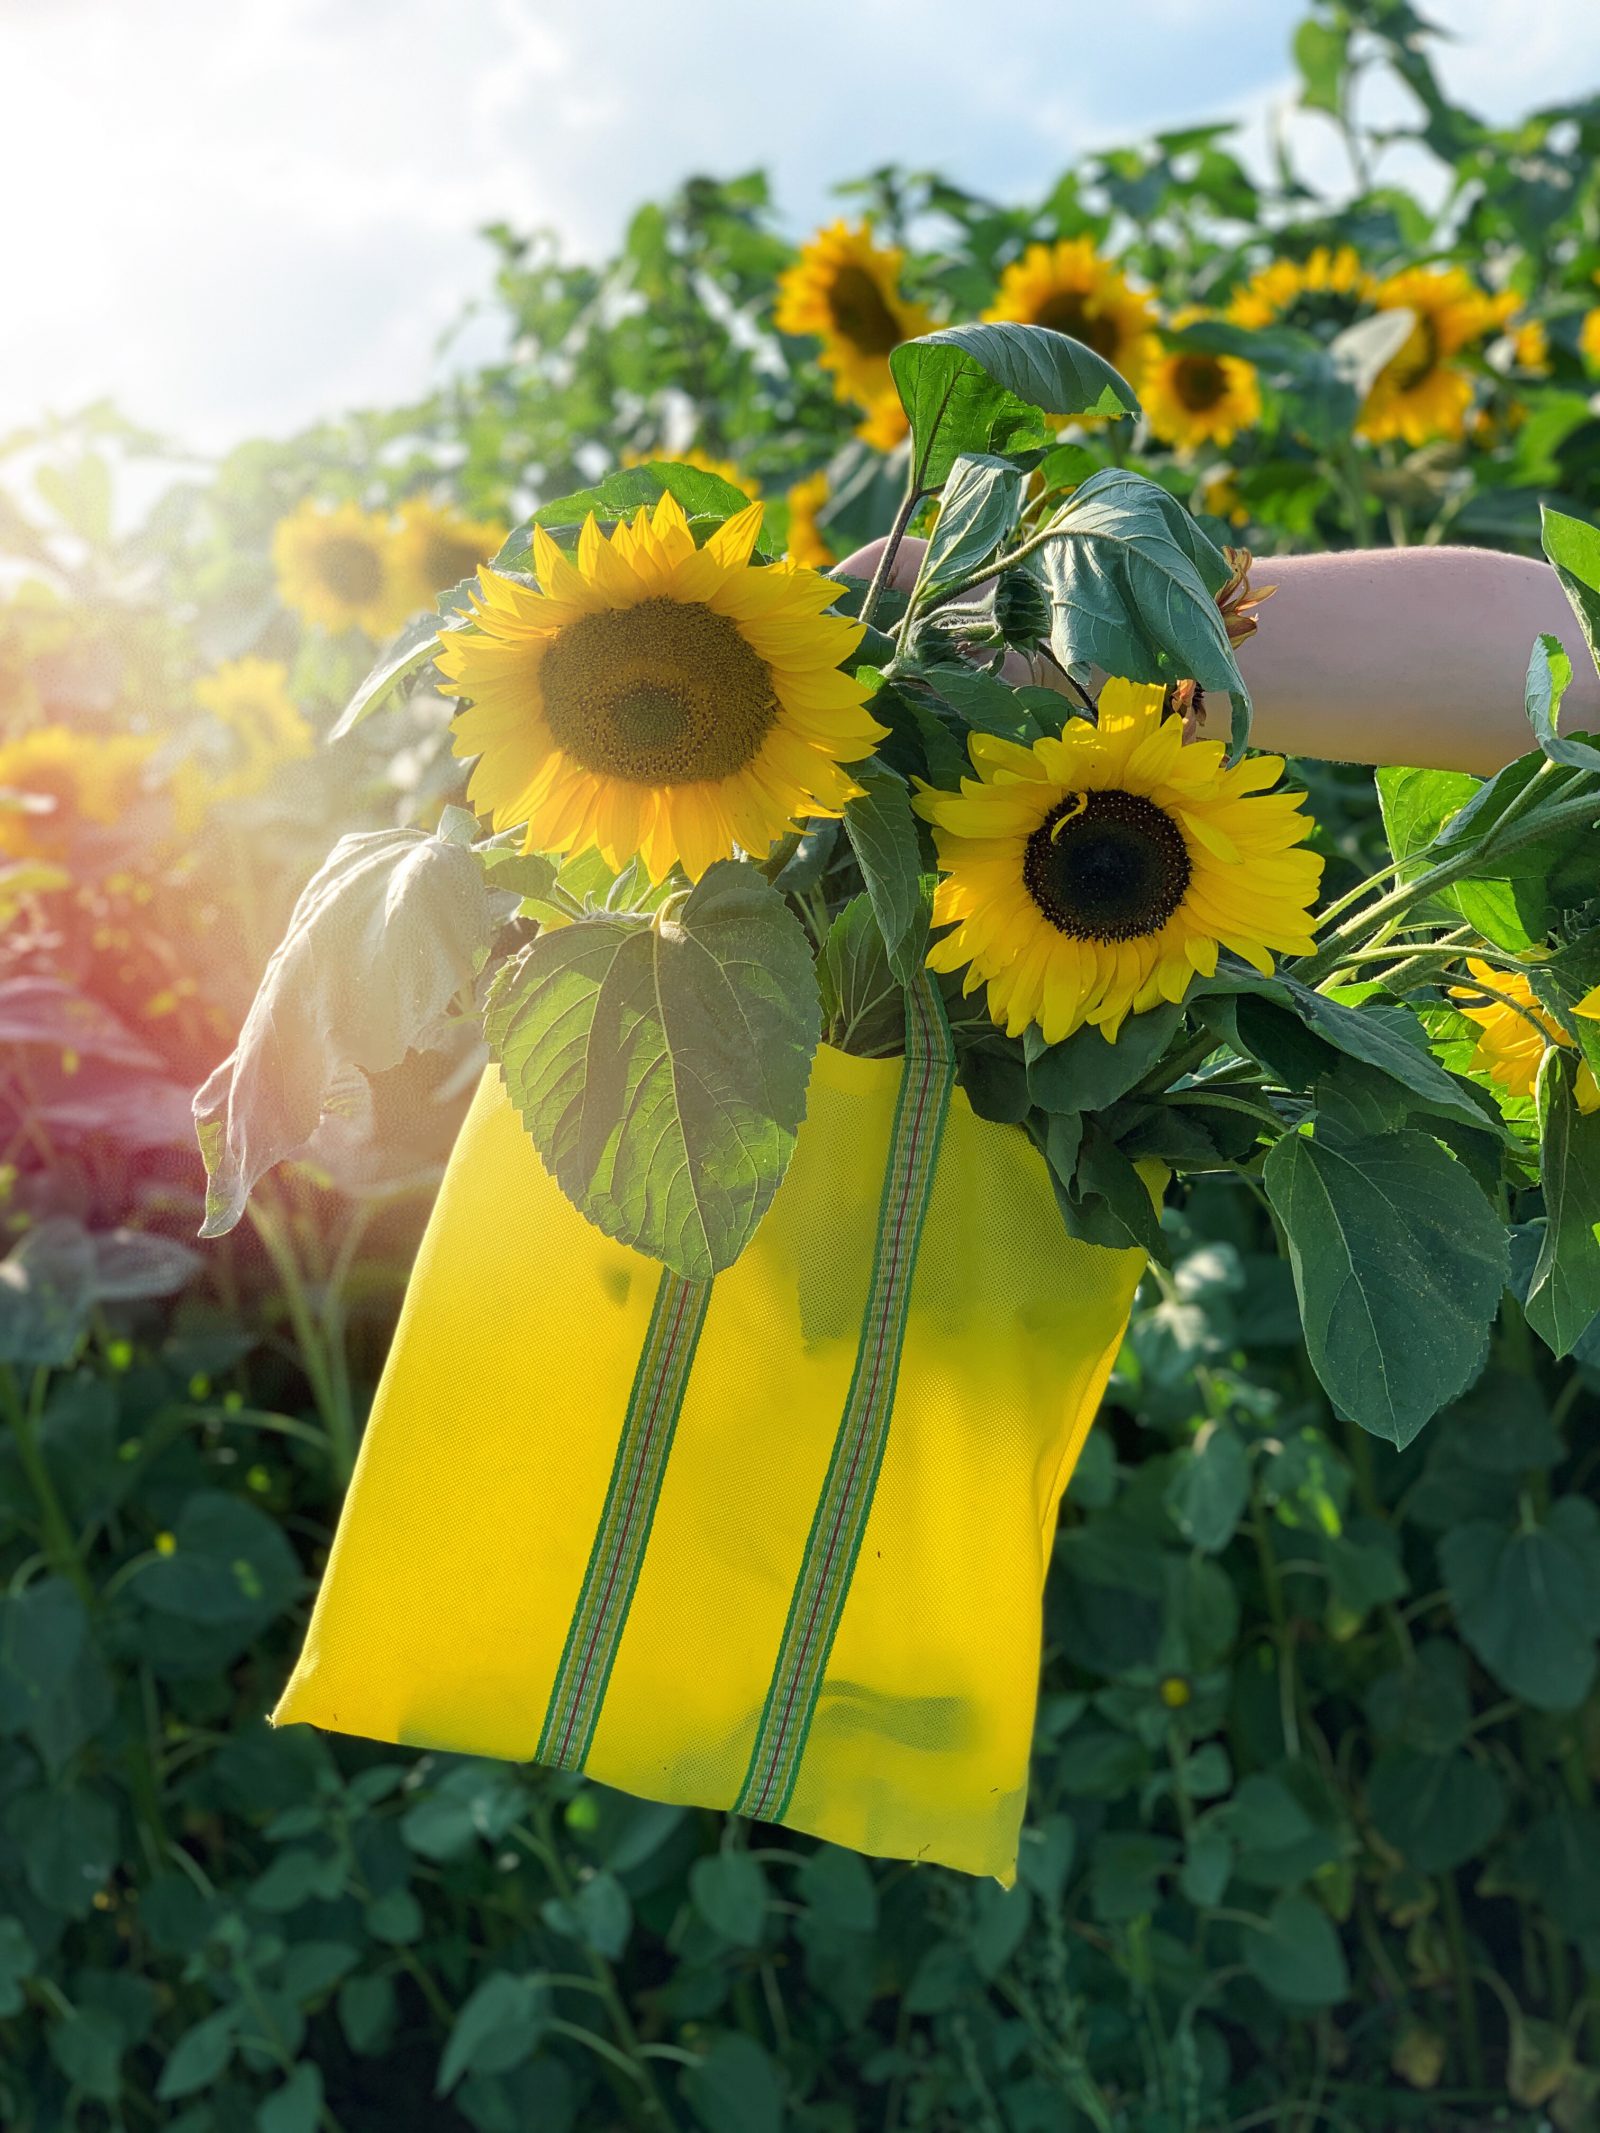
[1541, 503, 1600, 679]
[842, 765, 927, 987]
[890, 323, 1137, 489]
[485, 861, 819, 1278]
[1278, 980, 1492, 1129]
[1441, 1498, 1600, 1710]
[193, 828, 497, 1237]
[917, 452, 1026, 596]
[1524, 1052, 1600, 1357]
[1025, 1003, 1184, 1115]
[1262, 1127, 1507, 1445]
[1376, 763, 1480, 864]
[1032, 469, 1251, 745]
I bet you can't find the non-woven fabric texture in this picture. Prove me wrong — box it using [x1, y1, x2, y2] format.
[275, 995, 1150, 1881]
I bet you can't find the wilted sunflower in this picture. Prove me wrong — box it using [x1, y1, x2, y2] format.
[915, 683, 1322, 1045]
[0, 724, 154, 863]
[784, 471, 833, 568]
[436, 494, 884, 882]
[1226, 245, 1373, 333]
[273, 499, 396, 637]
[776, 222, 933, 412]
[1142, 312, 1262, 451]
[1357, 266, 1502, 447]
[984, 239, 1156, 388]
[387, 499, 508, 625]
[1452, 960, 1600, 1114]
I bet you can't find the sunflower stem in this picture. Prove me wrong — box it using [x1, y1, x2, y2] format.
[858, 478, 925, 633]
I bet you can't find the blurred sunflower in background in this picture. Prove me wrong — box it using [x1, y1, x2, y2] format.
[777, 221, 933, 417]
[1453, 961, 1600, 1112]
[1357, 265, 1503, 446]
[437, 493, 883, 882]
[387, 499, 508, 624]
[1580, 304, 1600, 373]
[174, 658, 316, 833]
[272, 499, 396, 637]
[784, 471, 834, 568]
[984, 238, 1157, 387]
[915, 683, 1322, 1044]
[1226, 244, 1373, 332]
[0, 724, 154, 863]
[1142, 312, 1262, 451]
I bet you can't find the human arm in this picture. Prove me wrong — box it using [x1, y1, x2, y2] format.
[835, 536, 1600, 776]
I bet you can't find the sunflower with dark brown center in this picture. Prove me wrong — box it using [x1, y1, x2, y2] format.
[1142, 308, 1262, 451]
[983, 239, 1157, 392]
[272, 499, 397, 637]
[775, 222, 933, 413]
[914, 682, 1323, 1045]
[435, 495, 885, 882]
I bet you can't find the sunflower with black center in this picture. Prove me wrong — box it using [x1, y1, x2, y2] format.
[1226, 244, 1373, 334]
[1357, 266, 1502, 447]
[983, 239, 1156, 391]
[1142, 311, 1262, 452]
[914, 682, 1322, 1044]
[776, 222, 933, 414]
[1452, 961, 1600, 1114]
[387, 499, 508, 626]
[436, 493, 884, 883]
[272, 499, 396, 637]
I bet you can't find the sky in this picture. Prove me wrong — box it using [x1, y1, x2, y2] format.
[5, 0, 1600, 454]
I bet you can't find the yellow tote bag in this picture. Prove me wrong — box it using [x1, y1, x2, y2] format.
[275, 976, 1150, 1881]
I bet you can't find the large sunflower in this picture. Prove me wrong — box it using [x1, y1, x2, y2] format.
[436, 494, 884, 882]
[1226, 244, 1373, 333]
[272, 499, 396, 637]
[1452, 960, 1600, 1113]
[776, 222, 933, 412]
[387, 499, 508, 625]
[984, 239, 1157, 387]
[915, 683, 1322, 1044]
[1357, 266, 1501, 447]
[1142, 310, 1262, 452]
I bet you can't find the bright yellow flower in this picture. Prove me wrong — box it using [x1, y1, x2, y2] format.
[1142, 312, 1262, 452]
[0, 724, 154, 862]
[622, 447, 758, 498]
[1580, 308, 1600, 373]
[915, 683, 1322, 1045]
[1509, 317, 1550, 375]
[785, 472, 834, 569]
[1357, 266, 1502, 447]
[1452, 960, 1600, 1113]
[984, 239, 1157, 390]
[272, 498, 396, 637]
[856, 390, 910, 454]
[776, 221, 934, 412]
[1226, 245, 1374, 332]
[387, 499, 508, 625]
[436, 494, 884, 883]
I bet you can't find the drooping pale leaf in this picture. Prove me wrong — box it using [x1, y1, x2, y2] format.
[1262, 1127, 1507, 1446]
[842, 765, 927, 987]
[1032, 468, 1251, 749]
[1441, 1498, 1600, 1710]
[1526, 630, 1600, 773]
[890, 322, 1137, 489]
[1541, 503, 1600, 678]
[486, 861, 819, 1279]
[917, 452, 1027, 595]
[193, 828, 496, 1237]
[1524, 1051, 1600, 1357]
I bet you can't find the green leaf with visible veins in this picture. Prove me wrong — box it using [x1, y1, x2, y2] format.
[486, 861, 819, 1279]
[1263, 1127, 1507, 1446]
[890, 323, 1137, 489]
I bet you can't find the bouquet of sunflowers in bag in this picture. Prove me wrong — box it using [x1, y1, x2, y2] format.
[195, 323, 1600, 1877]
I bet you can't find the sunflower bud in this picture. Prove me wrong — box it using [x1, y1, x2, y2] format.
[992, 568, 1053, 648]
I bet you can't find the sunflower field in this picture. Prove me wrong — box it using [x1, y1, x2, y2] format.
[7, 4, 1600, 2127]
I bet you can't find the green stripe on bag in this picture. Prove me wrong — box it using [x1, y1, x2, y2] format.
[736, 969, 957, 1824]
[536, 1268, 713, 1771]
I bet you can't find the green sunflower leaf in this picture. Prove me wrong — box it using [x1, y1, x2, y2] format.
[890, 323, 1138, 491]
[1029, 469, 1252, 752]
[843, 765, 928, 987]
[1277, 979, 1494, 1130]
[485, 861, 820, 1280]
[917, 453, 1027, 597]
[330, 610, 464, 742]
[1523, 1051, 1600, 1358]
[1262, 1126, 1508, 1446]
[1526, 630, 1600, 774]
[1541, 503, 1600, 680]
